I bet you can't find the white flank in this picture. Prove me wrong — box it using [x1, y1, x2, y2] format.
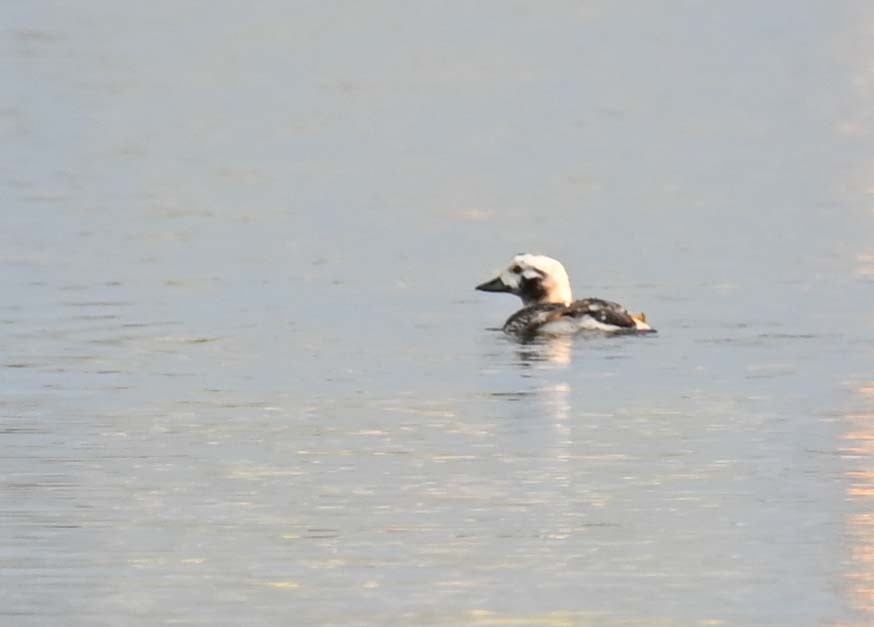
[574, 315, 623, 332]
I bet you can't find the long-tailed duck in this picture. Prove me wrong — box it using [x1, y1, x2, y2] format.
[476, 253, 655, 338]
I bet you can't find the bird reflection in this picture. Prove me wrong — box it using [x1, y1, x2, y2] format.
[514, 335, 573, 367]
[485, 335, 576, 463]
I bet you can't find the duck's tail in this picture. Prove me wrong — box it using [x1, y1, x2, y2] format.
[631, 312, 655, 332]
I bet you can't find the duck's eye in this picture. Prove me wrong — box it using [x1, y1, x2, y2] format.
[510, 265, 522, 273]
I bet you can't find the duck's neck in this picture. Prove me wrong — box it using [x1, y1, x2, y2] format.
[550, 283, 573, 306]
[524, 282, 573, 307]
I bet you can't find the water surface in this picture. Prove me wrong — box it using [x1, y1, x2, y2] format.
[3, 1, 874, 625]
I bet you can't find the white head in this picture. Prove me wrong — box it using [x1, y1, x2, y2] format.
[475, 253, 573, 306]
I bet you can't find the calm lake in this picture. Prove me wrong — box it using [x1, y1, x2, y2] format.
[4, 1, 874, 625]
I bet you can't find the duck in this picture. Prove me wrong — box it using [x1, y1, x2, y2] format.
[475, 253, 655, 338]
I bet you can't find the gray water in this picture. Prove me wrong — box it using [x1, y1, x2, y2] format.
[4, 1, 874, 625]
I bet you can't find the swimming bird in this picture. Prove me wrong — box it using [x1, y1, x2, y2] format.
[475, 253, 655, 338]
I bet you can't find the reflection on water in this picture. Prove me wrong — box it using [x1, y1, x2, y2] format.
[515, 335, 574, 367]
[842, 5, 874, 616]
[843, 384, 874, 618]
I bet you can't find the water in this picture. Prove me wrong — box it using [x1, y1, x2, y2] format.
[4, 1, 874, 625]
